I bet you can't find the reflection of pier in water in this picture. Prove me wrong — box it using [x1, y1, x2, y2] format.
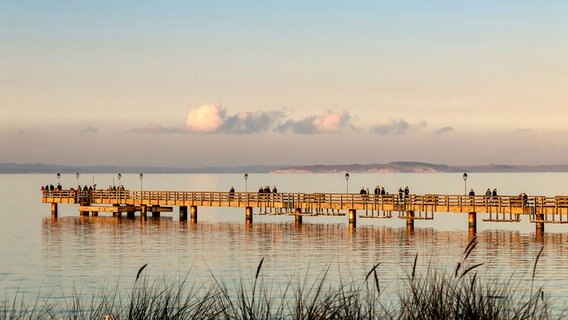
[42, 216, 568, 260]
[42, 189, 568, 237]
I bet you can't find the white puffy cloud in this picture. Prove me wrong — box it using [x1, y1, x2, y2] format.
[186, 103, 226, 133]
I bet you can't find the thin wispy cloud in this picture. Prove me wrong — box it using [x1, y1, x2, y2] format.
[130, 124, 186, 134]
[434, 126, 453, 135]
[371, 119, 426, 135]
[80, 126, 98, 134]
[273, 111, 354, 134]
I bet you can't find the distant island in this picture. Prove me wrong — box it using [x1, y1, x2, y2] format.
[2, 161, 568, 174]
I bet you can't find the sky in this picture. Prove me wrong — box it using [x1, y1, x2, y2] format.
[1, 1, 567, 167]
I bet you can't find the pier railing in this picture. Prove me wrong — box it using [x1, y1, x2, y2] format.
[42, 190, 568, 216]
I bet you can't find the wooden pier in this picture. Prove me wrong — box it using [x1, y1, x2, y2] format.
[42, 190, 568, 235]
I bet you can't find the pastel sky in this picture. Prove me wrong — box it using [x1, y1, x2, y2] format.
[1, 1, 567, 167]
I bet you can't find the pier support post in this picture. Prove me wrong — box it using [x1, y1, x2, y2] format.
[295, 208, 302, 225]
[127, 211, 135, 218]
[405, 210, 415, 234]
[245, 206, 253, 224]
[468, 212, 477, 234]
[406, 210, 414, 227]
[50, 203, 58, 218]
[536, 212, 545, 239]
[179, 206, 188, 221]
[348, 209, 356, 227]
[190, 206, 198, 223]
[152, 206, 161, 218]
[140, 205, 147, 219]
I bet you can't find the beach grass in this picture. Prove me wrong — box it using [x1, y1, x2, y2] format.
[1, 238, 562, 319]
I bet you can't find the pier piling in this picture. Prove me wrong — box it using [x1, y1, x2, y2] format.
[295, 208, 302, 225]
[50, 203, 58, 218]
[468, 211, 477, 233]
[245, 206, 253, 224]
[348, 209, 356, 227]
[179, 206, 188, 221]
[406, 210, 415, 227]
[190, 206, 197, 223]
[536, 212, 545, 235]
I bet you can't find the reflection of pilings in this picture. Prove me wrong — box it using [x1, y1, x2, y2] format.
[468, 211, 477, 234]
[179, 206, 188, 221]
[190, 206, 197, 223]
[536, 229, 544, 243]
[245, 206, 253, 224]
[468, 228, 476, 242]
[141, 205, 147, 219]
[51, 203, 58, 218]
[295, 208, 302, 225]
[348, 209, 356, 227]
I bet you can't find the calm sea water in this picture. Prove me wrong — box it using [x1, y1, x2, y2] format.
[2, 172, 568, 307]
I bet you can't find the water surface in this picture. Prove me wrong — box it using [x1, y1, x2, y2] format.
[1, 173, 568, 307]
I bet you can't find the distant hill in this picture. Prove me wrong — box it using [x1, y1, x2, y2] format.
[2, 162, 568, 174]
[271, 162, 568, 173]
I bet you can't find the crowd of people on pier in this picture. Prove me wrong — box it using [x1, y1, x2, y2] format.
[40, 183, 62, 192]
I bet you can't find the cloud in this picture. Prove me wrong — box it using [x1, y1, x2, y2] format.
[130, 124, 186, 134]
[434, 126, 454, 135]
[186, 103, 226, 133]
[371, 119, 426, 135]
[221, 110, 285, 134]
[81, 126, 98, 134]
[273, 111, 353, 134]
[185, 104, 284, 134]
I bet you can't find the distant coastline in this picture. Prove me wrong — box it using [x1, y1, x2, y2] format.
[3, 161, 568, 174]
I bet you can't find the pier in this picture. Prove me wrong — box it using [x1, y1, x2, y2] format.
[41, 189, 568, 235]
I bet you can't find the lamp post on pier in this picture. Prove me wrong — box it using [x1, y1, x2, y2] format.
[345, 172, 350, 194]
[57, 173, 60, 186]
[139, 173, 144, 203]
[463, 172, 468, 195]
[244, 173, 248, 192]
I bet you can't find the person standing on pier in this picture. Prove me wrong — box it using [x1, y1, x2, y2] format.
[229, 186, 235, 200]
